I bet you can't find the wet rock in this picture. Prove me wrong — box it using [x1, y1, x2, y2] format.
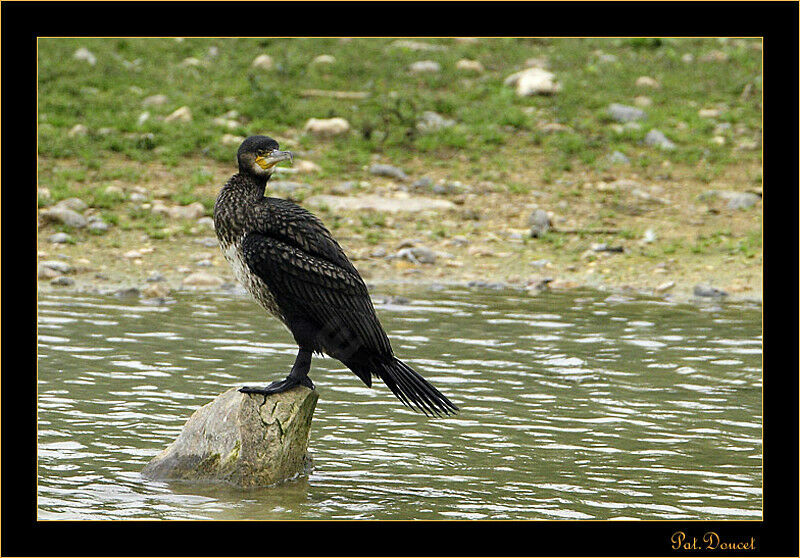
[165, 106, 192, 123]
[608, 103, 646, 123]
[50, 276, 75, 287]
[505, 68, 561, 96]
[416, 111, 456, 133]
[142, 387, 318, 488]
[48, 232, 72, 244]
[251, 54, 274, 70]
[456, 59, 484, 73]
[635, 76, 660, 88]
[40, 207, 87, 229]
[73, 47, 96, 65]
[644, 129, 676, 150]
[693, 285, 728, 298]
[303, 117, 350, 137]
[369, 164, 409, 182]
[114, 287, 141, 299]
[528, 209, 551, 238]
[409, 60, 441, 73]
[305, 195, 455, 213]
[183, 271, 224, 287]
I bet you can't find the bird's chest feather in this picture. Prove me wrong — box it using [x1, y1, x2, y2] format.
[219, 238, 284, 323]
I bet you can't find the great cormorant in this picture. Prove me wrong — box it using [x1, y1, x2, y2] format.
[213, 135, 458, 417]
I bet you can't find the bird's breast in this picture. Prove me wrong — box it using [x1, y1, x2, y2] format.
[219, 237, 285, 324]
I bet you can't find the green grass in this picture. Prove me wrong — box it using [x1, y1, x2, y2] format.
[38, 37, 762, 177]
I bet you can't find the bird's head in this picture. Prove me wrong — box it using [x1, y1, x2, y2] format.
[237, 135, 293, 179]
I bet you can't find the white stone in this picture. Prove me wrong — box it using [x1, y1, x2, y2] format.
[636, 76, 660, 88]
[456, 59, 484, 73]
[504, 68, 561, 96]
[409, 60, 441, 73]
[303, 117, 351, 137]
[73, 47, 96, 65]
[251, 54, 274, 70]
[311, 54, 335, 65]
[165, 106, 192, 123]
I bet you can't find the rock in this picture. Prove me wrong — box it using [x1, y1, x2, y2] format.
[694, 285, 728, 298]
[56, 198, 89, 212]
[456, 59, 484, 73]
[411, 177, 433, 191]
[596, 53, 618, 63]
[305, 195, 455, 213]
[655, 281, 675, 293]
[146, 271, 166, 282]
[221, 133, 245, 146]
[700, 50, 729, 62]
[635, 76, 660, 88]
[527, 209, 551, 238]
[416, 111, 456, 133]
[591, 243, 624, 253]
[698, 108, 721, 118]
[634, 96, 653, 107]
[180, 57, 201, 67]
[68, 124, 88, 138]
[396, 246, 437, 264]
[408, 60, 441, 73]
[182, 271, 224, 287]
[294, 160, 321, 174]
[268, 181, 309, 195]
[143, 283, 170, 299]
[48, 232, 72, 244]
[608, 151, 630, 164]
[40, 207, 87, 228]
[73, 47, 96, 65]
[505, 68, 561, 96]
[642, 228, 657, 243]
[303, 117, 350, 137]
[608, 103, 646, 123]
[715, 191, 760, 210]
[87, 220, 110, 234]
[251, 54, 274, 70]
[152, 201, 205, 220]
[39, 260, 73, 275]
[369, 164, 409, 181]
[114, 287, 141, 299]
[165, 106, 192, 123]
[213, 117, 240, 130]
[197, 216, 215, 229]
[311, 54, 335, 65]
[50, 276, 75, 287]
[142, 94, 168, 107]
[644, 129, 676, 150]
[142, 387, 318, 487]
[389, 40, 447, 52]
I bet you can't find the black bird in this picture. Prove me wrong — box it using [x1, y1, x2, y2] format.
[213, 135, 458, 417]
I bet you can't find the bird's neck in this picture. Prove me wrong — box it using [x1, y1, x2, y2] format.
[231, 171, 270, 200]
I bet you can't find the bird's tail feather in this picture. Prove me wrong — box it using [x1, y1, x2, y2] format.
[375, 357, 458, 417]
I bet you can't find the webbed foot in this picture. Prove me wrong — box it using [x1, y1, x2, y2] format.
[239, 374, 314, 395]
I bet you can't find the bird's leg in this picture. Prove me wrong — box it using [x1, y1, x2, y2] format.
[240, 348, 314, 395]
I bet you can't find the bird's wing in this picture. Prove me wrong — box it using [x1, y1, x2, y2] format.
[241, 232, 393, 363]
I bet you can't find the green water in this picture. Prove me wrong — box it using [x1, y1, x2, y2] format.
[37, 286, 762, 520]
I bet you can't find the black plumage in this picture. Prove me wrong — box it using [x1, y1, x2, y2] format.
[213, 135, 457, 417]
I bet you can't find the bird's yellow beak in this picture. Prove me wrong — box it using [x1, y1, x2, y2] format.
[255, 150, 294, 170]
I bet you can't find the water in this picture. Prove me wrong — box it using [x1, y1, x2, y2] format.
[37, 286, 762, 520]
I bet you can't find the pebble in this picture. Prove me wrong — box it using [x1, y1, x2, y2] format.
[143, 283, 170, 299]
[698, 108, 721, 118]
[182, 271, 224, 287]
[68, 124, 88, 137]
[642, 228, 657, 243]
[180, 57, 201, 67]
[73, 47, 96, 65]
[269, 181, 309, 195]
[390, 40, 447, 52]
[634, 96, 653, 107]
[681, 53, 695, 63]
[635, 76, 660, 88]
[195, 237, 218, 248]
[221, 134, 245, 146]
[40, 207, 87, 228]
[40, 260, 73, 275]
[146, 271, 166, 282]
[251, 54, 274, 70]
[456, 59, 484, 73]
[505, 68, 561, 96]
[303, 117, 350, 137]
[416, 111, 456, 133]
[294, 160, 321, 173]
[411, 177, 433, 190]
[608, 151, 630, 164]
[396, 247, 437, 264]
[709, 190, 760, 210]
[693, 284, 728, 298]
[50, 276, 75, 287]
[48, 232, 72, 244]
[311, 54, 335, 65]
[644, 129, 676, 150]
[608, 103, 647, 123]
[142, 94, 168, 107]
[87, 220, 110, 234]
[655, 281, 675, 293]
[151, 201, 205, 220]
[196, 216, 214, 229]
[165, 106, 192, 123]
[369, 164, 409, 182]
[528, 209, 551, 238]
[408, 60, 441, 73]
[591, 243, 624, 253]
[114, 287, 141, 299]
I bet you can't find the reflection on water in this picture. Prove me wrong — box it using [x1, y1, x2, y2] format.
[37, 287, 762, 520]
